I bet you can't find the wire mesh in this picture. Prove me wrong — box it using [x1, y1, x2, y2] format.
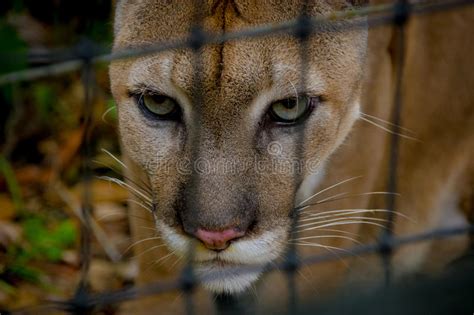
[379, 0, 409, 287]
[1, 0, 473, 314]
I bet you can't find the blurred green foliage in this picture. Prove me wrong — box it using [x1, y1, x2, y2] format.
[106, 99, 118, 122]
[0, 21, 27, 74]
[1, 214, 77, 286]
[0, 155, 23, 210]
[32, 83, 56, 121]
[0, 0, 114, 300]
[22, 217, 76, 261]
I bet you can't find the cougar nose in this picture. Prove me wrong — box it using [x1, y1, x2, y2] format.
[195, 228, 245, 251]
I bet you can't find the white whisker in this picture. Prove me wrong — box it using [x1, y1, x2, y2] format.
[127, 214, 154, 222]
[290, 234, 361, 244]
[131, 243, 168, 259]
[101, 148, 128, 169]
[137, 226, 158, 231]
[295, 242, 350, 267]
[312, 192, 349, 205]
[98, 175, 152, 203]
[299, 209, 412, 222]
[93, 157, 152, 193]
[297, 220, 387, 233]
[124, 236, 162, 254]
[96, 212, 127, 222]
[169, 255, 183, 270]
[291, 241, 366, 264]
[92, 159, 122, 175]
[302, 191, 400, 208]
[305, 228, 360, 237]
[101, 106, 116, 125]
[297, 216, 388, 229]
[360, 112, 414, 134]
[129, 244, 166, 259]
[146, 251, 177, 271]
[359, 116, 419, 141]
[127, 198, 153, 212]
[297, 176, 363, 207]
[136, 244, 174, 264]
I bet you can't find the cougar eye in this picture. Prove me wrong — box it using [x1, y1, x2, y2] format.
[268, 96, 317, 125]
[136, 93, 181, 120]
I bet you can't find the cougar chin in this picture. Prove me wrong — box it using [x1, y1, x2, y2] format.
[158, 222, 286, 294]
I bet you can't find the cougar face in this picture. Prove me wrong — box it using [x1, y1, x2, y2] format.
[110, 0, 367, 294]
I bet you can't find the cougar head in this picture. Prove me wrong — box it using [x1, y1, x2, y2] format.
[110, 0, 367, 294]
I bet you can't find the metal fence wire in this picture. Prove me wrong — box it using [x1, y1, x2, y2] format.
[1, 0, 474, 314]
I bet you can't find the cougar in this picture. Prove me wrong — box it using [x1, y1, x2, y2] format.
[109, 0, 474, 313]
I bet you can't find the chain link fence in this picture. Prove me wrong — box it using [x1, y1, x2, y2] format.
[1, 0, 473, 314]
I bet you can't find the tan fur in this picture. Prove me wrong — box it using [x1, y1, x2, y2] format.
[109, 1, 474, 313]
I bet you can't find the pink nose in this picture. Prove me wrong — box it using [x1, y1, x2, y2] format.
[195, 228, 245, 251]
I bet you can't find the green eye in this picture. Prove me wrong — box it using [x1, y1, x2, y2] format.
[268, 96, 316, 124]
[137, 93, 181, 120]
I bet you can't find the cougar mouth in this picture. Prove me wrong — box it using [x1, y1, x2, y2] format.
[201, 257, 237, 266]
[157, 222, 287, 294]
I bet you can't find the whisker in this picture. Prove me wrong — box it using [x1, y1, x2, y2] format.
[127, 214, 154, 223]
[93, 159, 122, 176]
[96, 212, 128, 222]
[299, 208, 388, 218]
[131, 243, 168, 259]
[297, 176, 363, 207]
[290, 234, 361, 244]
[101, 148, 127, 169]
[293, 242, 352, 267]
[359, 116, 420, 141]
[146, 251, 177, 272]
[94, 158, 153, 194]
[297, 220, 387, 233]
[136, 226, 158, 231]
[293, 227, 382, 245]
[169, 255, 183, 270]
[297, 216, 388, 229]
[98, 175, 152, 203]
[290, 241, 366, 265]
[311, 192, 350, 205]
[300, 191, 400, 209]
[172, 292, 184, 307]
[296, 268, 311, 284]
[291, 242, 353, 252]
[360, 112, 414, 134]
[94, 159, 152, 194]
[101, 148, 153, 191]
[127, 199, 152, 213]
[97, 175, 146, 199]
[299, 209, 412, 222]
[124, 236, 162, 255]
[101, 106, 116, 125]
[306, 228, 361, 237]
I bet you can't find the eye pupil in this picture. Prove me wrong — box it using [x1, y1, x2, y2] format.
[135, 92, 181, 121]
[150, 95, 167, 104]
[282, 99, 297, 109]
[268, 96, 317, 125]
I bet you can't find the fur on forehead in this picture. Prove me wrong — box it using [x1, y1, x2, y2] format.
[113, 0, 366, 48]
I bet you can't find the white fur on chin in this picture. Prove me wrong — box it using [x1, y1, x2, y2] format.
[157, 222, 286, 294]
